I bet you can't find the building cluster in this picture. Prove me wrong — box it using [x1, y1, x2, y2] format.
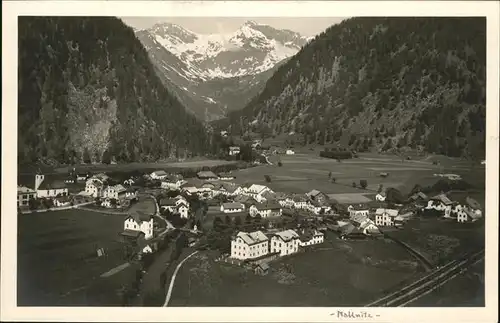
[17, 173, 71, 207]
[230, 228, 325, 261]
[84, 173, 138, 208]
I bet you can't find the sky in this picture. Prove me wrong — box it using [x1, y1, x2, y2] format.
[121, 17, 347, 37]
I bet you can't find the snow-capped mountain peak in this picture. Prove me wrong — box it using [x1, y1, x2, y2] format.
[137, 20, 309, 80]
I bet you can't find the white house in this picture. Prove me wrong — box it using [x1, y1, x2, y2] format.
[17, 186, 37, 207]
[454, 197, 483, 223]
[150, 170, 169, 180]
[285, 149, 295, 155]
[160, 197, 190, 218]
[231, 231, 269, 260]
[292, 194, 309, 209]
[375, 193, 386, 202]
[298, 230, 324, 247]
[348, 205, 370, 218]
[270, 230, 300, 256]
[85, 178, 104, 197]
[103, 184, 129, 200]
[245, 184, 274, 202]
[53, 195, 72, 207]
[228, 146, 241, 156]
[350, 212, 379, 235]
[34, 174, 69, 198]
[161, 179, 187, 190]
[215, 183, 240, 197]
[375, 208, 400, 226]
[123, 211, 154, 240]
[218, 172, 236, 181]
[249, 201, 283, 218]
[221, 202, 245, 213]
[181, 186, 199, 196]
[426, 194, 454, 218]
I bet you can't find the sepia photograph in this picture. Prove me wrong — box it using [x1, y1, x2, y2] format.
[2, 1, 499, 322]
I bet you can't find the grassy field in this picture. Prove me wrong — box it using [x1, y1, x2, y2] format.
[169, 234, 422, 306]
[388, 217, 485, 266]
[214, 152, 485, 198]
[17, 209, 130, 305]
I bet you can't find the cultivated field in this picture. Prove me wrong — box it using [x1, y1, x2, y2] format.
[17, 209, 130, 305]
[222, 152, 485, 199]
[169, 234, 423, 306]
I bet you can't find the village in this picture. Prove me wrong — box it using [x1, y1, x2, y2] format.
[17, 142, 484, 280]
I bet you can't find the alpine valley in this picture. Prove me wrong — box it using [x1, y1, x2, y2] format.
[135, 20, 311, 121]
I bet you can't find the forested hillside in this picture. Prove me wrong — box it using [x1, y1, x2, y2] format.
[18, 17, 210, 166]
[226, 17, 486, 159]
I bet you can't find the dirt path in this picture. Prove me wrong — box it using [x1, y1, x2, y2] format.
[163, 250, 199, 306]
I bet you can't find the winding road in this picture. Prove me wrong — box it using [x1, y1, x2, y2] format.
[162, 250, 199, 307]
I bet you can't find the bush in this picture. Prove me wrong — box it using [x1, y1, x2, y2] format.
[277, 161, 283, 167]
[360, 180, 368, 189]
[352, 182, 357, 188]
[332, 177, 337, 183]
[320, 150, 353, 160]
[264, 175, 272, 183]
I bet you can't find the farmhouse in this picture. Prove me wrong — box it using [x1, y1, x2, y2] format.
[181, 186, 199, 196]
[350, 212, 379, 235]
[228, 146, 241, 156]
[214, 182, 240, 197]
[234, 195, 259, 209]
[103, 184, 131, 200]
[254, 263, 270, 276]
[35, 174, 69, 198]
[161, 175, 187, 190]
[453, 197, 483, 223]
[270, 230, 300, 256]
[92, 173, 110, 183]
[53, 195, 72, 207]
[17, 186, 37, 207]
[308, 201, 332, 215]
[292, 194, 309, 209]
[286, 149, 295, 155]
[340, 223, 366, 240]
[85, 178, 104, 197]
[250, 201, 283, 218]
[122, 211, 154, 240]
[160, 197, 190, 218]
[76, 173, 89, 182]
[374, 208, 400, 226]
[246, 184, 274, 202]
[197, 171, 219, 181]
[218, 172, 236, 180]
[231, 231, 269, 260]
[426, 194, 454, 218]
[306, 189, 329, 205]
[348, 205, 370, 218]
[298, 229, 324, 247]
[375, 192, 386, 202]
[150, 170, 169, 180]
[221, 202, 245, 213]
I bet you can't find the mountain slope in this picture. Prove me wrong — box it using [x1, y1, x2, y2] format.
[226, 17, 486, 159]
[18, 17, 210, 165]
[135, 21, 309, 121]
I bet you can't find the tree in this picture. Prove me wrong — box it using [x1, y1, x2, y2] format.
[359, 179, 368, 189]
[328, 171, 332, 179]
[264, 175, 272, 183]
[224, 215, 232, 227]
[278, 161, 283, 167]
[83, 148, 92, 164]
[254, 214, 263, 229]
[101, 149, 112, 164]
[352, 182, 357, 188]
[213, 217, 224, 231]
[110, 198, 117, 207]
[331, 177, 337, 183]
[377, 184, 384, 193]
[234, 216, 242, 229]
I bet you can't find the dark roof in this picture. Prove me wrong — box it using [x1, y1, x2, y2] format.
[465, 197, 482, 210]
[256, 201, 282, 211]
[197, 171, 218, 178]
[127, 210, 152, 223]
[38, 178, 67, 190]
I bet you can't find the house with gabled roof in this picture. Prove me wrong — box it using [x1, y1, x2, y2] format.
[453, 197, 483, 223]
[245, 184, 274, 202]
[249, 200, 283, 218]
[292, 194, 309, 209]
[159, 196, 190, 218]
[270, 230, 300, 256]
[306, 189, 329, 205]
[298, 229, 324, 247]
[231, 231, 269, 260]
[375, 208, 400, 226]
[218, 172, 236, 181]
[221, 202, 245, 214]
[348, 204, 370, 218]
[426, 193, 454, 218]
[150, 170, 169, 180]
[17, 186, 37, 207]
[122, 211, 154, 240]
[197, 171, 219, 181]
